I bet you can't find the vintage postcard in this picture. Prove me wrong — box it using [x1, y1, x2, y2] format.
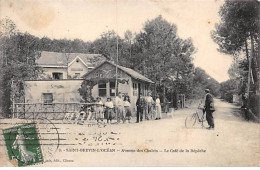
[0, 0, 259, 167]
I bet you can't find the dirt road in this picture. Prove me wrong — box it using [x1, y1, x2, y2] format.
[0, 99, 259, 166]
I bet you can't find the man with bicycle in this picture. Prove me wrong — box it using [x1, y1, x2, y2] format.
[203, 89, 215, 130]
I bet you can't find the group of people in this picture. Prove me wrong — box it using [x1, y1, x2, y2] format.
[70, 89, 216, 129]
[136, 92, 162, 123]
[78, 92, 162, 124]
[90, 92, 132, 124]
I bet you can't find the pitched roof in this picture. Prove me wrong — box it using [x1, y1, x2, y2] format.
[82, 60, 154, 83]
[36, 51, 105, 67]
[117, 65, 154, 83]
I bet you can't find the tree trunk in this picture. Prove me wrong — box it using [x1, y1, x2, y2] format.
[246, 32, 254, 107]
[163, 82, 166, 104]
[245, 39, 249, 62]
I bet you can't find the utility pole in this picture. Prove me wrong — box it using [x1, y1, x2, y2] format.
[114, 0, 119, 121]
[115, 0, 119, 95]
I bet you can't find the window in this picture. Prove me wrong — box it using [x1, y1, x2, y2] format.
[133, 83, 138, 96]
[95, 72, 103, 78]
[43, 93, 53, 104]
[74, 73, 80, 79]
[52, 72, 63, 80]
[98, 83, 106, 97]
[110, 81, 115, 96]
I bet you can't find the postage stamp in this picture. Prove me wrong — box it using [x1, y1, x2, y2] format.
[2, 123, 44, 167]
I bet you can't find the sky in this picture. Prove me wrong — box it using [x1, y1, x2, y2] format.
[0, 0, 233, 82]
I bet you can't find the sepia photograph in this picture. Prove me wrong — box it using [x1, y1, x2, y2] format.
[0, 0, 259, 167]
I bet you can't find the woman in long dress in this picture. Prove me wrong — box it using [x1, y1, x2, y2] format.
[123, 95, 132, 123]
[104, 97, 114, 124]
[95, 97, 104, 122]
[155, 95, 162, 120]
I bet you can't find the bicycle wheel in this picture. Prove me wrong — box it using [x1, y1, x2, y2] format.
[200, 115, 206, 128]
[185, 114, 197, 128]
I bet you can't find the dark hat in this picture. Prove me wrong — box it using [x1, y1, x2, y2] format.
[96, 97, 101, 99]
[205, 89, 210, 93]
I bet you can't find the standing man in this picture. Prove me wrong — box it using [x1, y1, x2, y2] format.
[136, 92, 145, 123]
[115, 92, 125, 123]
[146, 92, 154, 120]
[204, 89, 215, 130]
[105, 97, 114, 124]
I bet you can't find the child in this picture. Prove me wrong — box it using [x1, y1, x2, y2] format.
[124, 95, 132, 123]
[95, 97, 104, 122]
[104, 97, 114, 124]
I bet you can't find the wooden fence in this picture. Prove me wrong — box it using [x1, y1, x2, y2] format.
[13, 102, 94, 120]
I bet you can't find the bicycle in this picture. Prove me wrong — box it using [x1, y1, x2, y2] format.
[185, 104, 206, 128]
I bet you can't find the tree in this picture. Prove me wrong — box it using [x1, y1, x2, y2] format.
[120, 30, 135, 68]
[211, 0, 259, 117]
[0, 18, 42, 117]
[192, 67, 220, 98]
[132, 15, 196, 103]
[71, 39, 91, 53]
[78, 16, 198, 106]
[219, 79, 238, 102]
[89, 30, 123, 61]
[212, 0, 259, 56]
[78, 80, 96, 102]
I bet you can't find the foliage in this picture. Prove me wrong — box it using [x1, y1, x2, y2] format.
[0, 18, 42, 117]
[211, 0, 259, 55]
[38, 37, 92, 53]
[80, 16, 206, 105]
[219, 79, 238, 101]
[89, 30, 123, 61]
[0, 15, 221, 116]
[211, 0, 259, 87]
[192, 68, 220, 98]
[211, 0, 259, 117]
[78, 80, 96, 102]
[131, 16, 198, 103]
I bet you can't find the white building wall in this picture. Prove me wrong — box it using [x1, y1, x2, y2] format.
[24, 80, 83, 103]
[40, 59, 89, 80]
[68, 60, 88, 78]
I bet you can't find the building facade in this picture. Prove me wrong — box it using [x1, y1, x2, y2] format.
[82, 61, 154, 111]
[20, 60, 154, 118]
[24, 79, 84, 104]
[36, 51, 105, 79]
